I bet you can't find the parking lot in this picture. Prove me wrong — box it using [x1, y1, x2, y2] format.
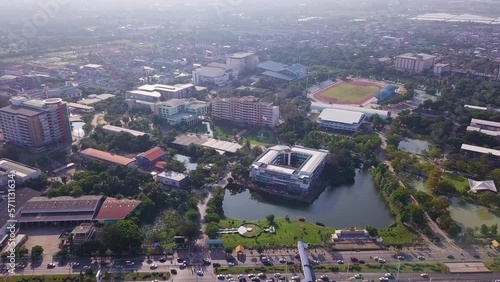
[22, 227, 67, 261]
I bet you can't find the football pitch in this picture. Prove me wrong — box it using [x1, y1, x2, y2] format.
[320, 83, 380, 103]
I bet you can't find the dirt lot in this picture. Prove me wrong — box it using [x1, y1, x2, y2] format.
[21, 227, 67, 260]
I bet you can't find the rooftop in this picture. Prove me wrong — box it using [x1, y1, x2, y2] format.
[195, 66, 226, 77]
[127, 90, 161, 98]
[470, 118, 500, 129]
[21, 195, 102, 213]
[318, 109, 365, 125]
[397, 53, 437, 60]
[138, 83, 194, 93]
[0, 158, 40, 178]
[228, 52, 255, 59]
[0, 188, 41, 228]
[202, 139, 243, 154]
[158, 170, 188, 182]
[95, 197, 142, 220]
[137, 146, 166, 162]
[102, 125, 148, 137]
[461, 144, 500, 157]
[253, 145, 328, 175]
[468, 179, 497, 193]
[262, 71, 295, 81]
[67, 103, 95, 111]
[0, 104, 44, 117]
[80, 148, 136, 166]
[258, 61, 288, 72]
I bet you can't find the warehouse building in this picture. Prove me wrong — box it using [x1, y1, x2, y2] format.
[0, 158, 41, 185]
[94, 197, 142, 224]
[317, 109, 366, 132]
[80, 148, 136, 167]
[310, 102, 390, 119]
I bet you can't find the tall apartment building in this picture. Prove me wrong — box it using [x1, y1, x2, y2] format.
[153, 98, 208, 126]
[395, 53, 437, 73]
[211, 96, 280, 127]
[0, 97, 72, 152]
[226, 52, 259, 74]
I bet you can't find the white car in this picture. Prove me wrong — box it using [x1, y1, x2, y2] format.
[149, 264, 157, 269]
[279, 258, 287, 263]
[71, 262, 80, 267]
[291, 276, 300, 281]
[238, 274, 245, 279]
[384, 273, 394, 277]
[196, 270, 203, 276]
[217, 274, 225, 280]
[379, 277, 389, 281]
[417, 255, 425, 260]
[320, 275, 328, 280]
[228, 262, 235, 266]
[248, 274, 255, 278]
[420, 273, 428, 278]
[354, 274, 363, 279]
[47, 263, 56, 268]
[378, 259, 386, 263]
[373, 256, 379, 261]
[258, 273, 266, 277]
[274, 273, 281, 277]
[226, 274, 233, 279]
[337, 260, 344, 264]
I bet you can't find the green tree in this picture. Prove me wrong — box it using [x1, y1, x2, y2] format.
[31, 245, 44, 260]
[185, 209, 200, 222]
[205, 223, 219, 239]
[480, 224, 490, 237]
[103, 220, 144, 254]
[491, 223, 498, 236]
[365, 225, 379, 237]
[266, 214, 275, 224]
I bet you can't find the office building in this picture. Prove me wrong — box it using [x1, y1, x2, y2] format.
[0, 97, 72, 152]
[226, 52, 259, 74]
[317, 109, 366, 132]
[137, 83, 195, 99]
[466, 118, 500, 138]
[257, 61, 308, 82]
[0, 158, 41, 185]
[395, 53, 437, 73]
[212, 96, 280, 127]
[153, 98, 208, 126]
[250, 145, 329, 194]
[156, 171, 189, 189]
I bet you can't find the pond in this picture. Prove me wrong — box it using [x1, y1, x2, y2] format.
[71, 122, 85, 137]
[174, 154, 197, 171]
[398, 138, 431, 155]
[448, 197, 500, 229]
[223, 170, 393, 228]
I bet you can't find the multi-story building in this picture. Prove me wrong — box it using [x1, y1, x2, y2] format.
[137, 83, 195, 99]
[211, 96, 280, 127]
[250, 145, 329, 194]
[192, 66, 231, 87]
[19, 89, 47, 100]
[257, 61, 308, 82]
[226, 52, 259, 74]
[433, 63, 451, 76]
[46, 86, 82, 99]
[153, 98, 208, 126]
[317, 109, 366, 132]
[395, 53, 437, 73]
[0, 97, 72, 152]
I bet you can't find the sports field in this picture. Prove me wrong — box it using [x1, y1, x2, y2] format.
[312, 80, 384, 105]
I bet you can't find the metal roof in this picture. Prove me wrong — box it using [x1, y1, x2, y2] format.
[262, 71, 295, 81]
[80, 148, 136, 166]
[258, 61, 288, 72]
[297, 241, 314, 282]
[461, 144, 500, 157]
[195, 66, 226, 77]
[95, 197, 142, 220]
[102, 125, 147, 137]
[470, 118, 500, 129]
[318, 109, 365, 125]
[0, 159, 40, 178]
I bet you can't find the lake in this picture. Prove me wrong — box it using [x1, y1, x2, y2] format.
[448, 197, 500, 229]
[398, 138, 430, 155]
[223, 170, 393, 228]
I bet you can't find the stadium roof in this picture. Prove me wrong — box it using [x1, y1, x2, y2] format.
[258, 61, 288, 72]
[262, 71, 295, 81]
[80, 148, 136, 166]
[95, 197, 142, 221]
[287, 63, 308, 74]
[468, 179, 497, 193]
[318, 109, 365, 125]
[137, 147, 166, 162]
[310, 102, 390, 119]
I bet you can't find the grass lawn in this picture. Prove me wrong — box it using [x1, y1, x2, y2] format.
[321, 83, 379, 103]
[485, 260, 500, 272]
[442, 173, 469, 192]
[379, 225, 418, 246]
[213, 121, 277, 146]
[218, 218, 336, 249]
[216, 262, 448, 275]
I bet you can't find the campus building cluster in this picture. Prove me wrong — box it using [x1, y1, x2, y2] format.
[250, 145, 329, 194]
[153, 98, 209, 126]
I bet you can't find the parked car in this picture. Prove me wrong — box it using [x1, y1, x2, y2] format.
[196, 270, 204, 276]
[47, 263, 56, 268]
[279, 258, 287, 264]
[170, 269, 177, 274]
[150, 264, 157, 269]
[417, 255, 425, 260]
[350, 257, 358, 263]
[358, 260, 365, 264]
[379, 277, 389, 281]
[71, 262, 80, 267]
[320, 275, 328, 280]
[228, 262, 235, 267]
[384, 273, 394, 278]
[420, 273, 428, 278]
[217, 274, 225, 280]
[159, 257, 166, 263]
[337, 260, 344, 264]
[125, 261, 134, 266]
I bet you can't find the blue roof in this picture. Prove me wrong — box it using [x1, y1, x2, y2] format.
[262, 71, 295, 81]
[297, 241, 314, 282]
[286, 63, 308, 74]
[258, 61, 288, 72]
[207, 239, 223, 245]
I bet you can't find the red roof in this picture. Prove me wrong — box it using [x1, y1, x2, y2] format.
[154, 161, 166, 170]
[137, 147, 166, 162]
[80, 148, 135, 166]
[95, 198, 142, 221]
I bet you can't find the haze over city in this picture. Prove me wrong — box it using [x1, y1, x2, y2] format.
[0, 0, 500, 282]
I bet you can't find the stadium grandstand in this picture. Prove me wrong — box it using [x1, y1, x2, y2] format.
[374, 85, 398, 104]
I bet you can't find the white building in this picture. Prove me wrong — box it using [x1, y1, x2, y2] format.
[466, 118, 500, 138]
[433, 63, 451, 76]
[468, 179, 497, 193]
[395, 53, 437, 73]
[192, 66, 230, 87]
[157, 171, 189, 188]
[126, 89, 161, 103]
[0, 158, 41, 185]
[317, 109, 366, 132]
[46, 86, 82, 99]
[137, 83, 195, 99]
[153, 98, 208, 126]
[310, 102, 390, 120]
[250, 145, 329, 194]
[226, 52, 259, 74]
